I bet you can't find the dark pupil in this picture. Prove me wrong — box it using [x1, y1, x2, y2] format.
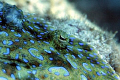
[60, 35, 66, 40]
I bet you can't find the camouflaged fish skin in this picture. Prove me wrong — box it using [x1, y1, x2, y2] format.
[0, 1, 120, 80]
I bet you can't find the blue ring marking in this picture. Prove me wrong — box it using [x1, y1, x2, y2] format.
[54, 72, 60, 76]
[23, 58, 29, 63]
[78, 54, 82, 59]
[49, 47, 54, 51]
[11, 74, 15, 79]
[2, 26, 6, 28]
[3, 48, 10, 55]
[79, 43, 84, 46]
[48, 67, 69, 76]
[93, 53, 97, 56]
[0, 20, 2, 23]
[34, 25, 40, 29]
[38, 30, 41, 32]
[101, 66, 105, 69]
[102, 62, 106, 64]
[90, 63, 95, 67]
[28, 48, 44, 61]
[82, 63, 92, 71]
[33, 17, 37, 20]
[16, 65, 21, 70]
[87, 57, 90, 59]
[44, 49, 51, 54]
[81, 74, 88, 80]
[2, 69, 6, 73]
[96, 62, 100, 64]
[37, 41, 41, 43]
[64, 54, 78, 69]
[72, 55, 76, 59]
[8, 40, 13, 45]
[32, 65, 36, 68]
[40, 32, 44, 35]
[15, 53, 19, 59]
[56, 52, 60, 55]
[89, 54, 94, 57]
[115, 76, 119, 79]
[105, 65, 109, 68]
[83, 71, 87, 74]
[11, 30, 15, 32]
[19, 47, 23, 49]
[0, 77, 8, 80]
[44, 74, 48, 78]
[15, 39, 19, 42]
[36, 22, 40, 24]
[100, 71, 106, 76]
[2, 40, 13, 45]
[50, 28, 54, 31]
[22, 29, 26, 33]
[32, 70, 37, 75]
[90, 47, 93, 50]
[85, 50, 88, 52]
[96, 72, 101, 76]
[43, 27, 47, 30]
[35, 78, 40, 80]
[27, 71, 32, 74]
[2, 40, 7, 45]
[30, 40, 35, 44]
[28, 25, 33, 30]
[14, 33, 22, 37]
[49, 57, 53, 61]
[39, 64, 42, 67]
[92, 74, 95, 78]
[43, 41, 49, 44]
[67, 46, 73, 51]
[0, 31, 9, 36]
[37, 35, 42, 37]
[69, 37, 75, 41]
[44, 24, 48, 27]
[77, 48, 83, 52]
[23, 41, 27, 44]
[0, 47, 2, 50]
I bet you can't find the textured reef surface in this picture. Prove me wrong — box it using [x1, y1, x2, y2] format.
[0, 1, 119, 80]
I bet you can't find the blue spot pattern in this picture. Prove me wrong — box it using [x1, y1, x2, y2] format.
[0, 1, 119, 80]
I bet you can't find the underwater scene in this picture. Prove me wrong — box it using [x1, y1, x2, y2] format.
[0, 1, 120, 80]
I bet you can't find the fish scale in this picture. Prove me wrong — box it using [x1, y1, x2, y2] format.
[0, 1, 120, 80]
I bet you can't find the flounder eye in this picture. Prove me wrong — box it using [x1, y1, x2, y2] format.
[59, 35, 66, 41]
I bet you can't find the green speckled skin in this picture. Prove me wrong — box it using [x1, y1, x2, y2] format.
[0, 2, 119, 80]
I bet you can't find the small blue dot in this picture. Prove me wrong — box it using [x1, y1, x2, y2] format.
[30, 40, 35, 44]
[28, 25, 33, 30]
[11, 74, 15, 79]
[77, 48, 83, 52]
[16, 66, 21, 70]
[2, 69, 6, 73]
[49, 47, 54, 51]
[23, 58, 29, 63]
[79, 43, 84, 46]
[44, 49, 51, 54]
[43, 41, 49, 44]
[96, 72, 101, 76]
[49, 57, 53, 61]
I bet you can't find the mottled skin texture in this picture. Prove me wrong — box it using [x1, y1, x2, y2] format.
[0, 1, 119, 80]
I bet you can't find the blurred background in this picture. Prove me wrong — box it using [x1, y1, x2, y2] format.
[69, 0, 120, 42]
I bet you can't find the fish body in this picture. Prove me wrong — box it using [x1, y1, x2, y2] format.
[0, 1, 119, 80]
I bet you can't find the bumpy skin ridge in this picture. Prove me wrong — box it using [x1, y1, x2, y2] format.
[0, 1, 119, 80]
